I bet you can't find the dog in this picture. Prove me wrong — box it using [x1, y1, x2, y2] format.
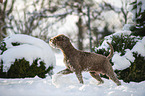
[49, 34, 121, 86]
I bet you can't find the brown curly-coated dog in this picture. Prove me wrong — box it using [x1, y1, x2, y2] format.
[49, 34, 121, 86]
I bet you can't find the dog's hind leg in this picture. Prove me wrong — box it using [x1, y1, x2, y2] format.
[105, 65, 121, 86]
[106, 71, 121, 86]
[104, 61, 121, 86]
[90, 72, 104, 85]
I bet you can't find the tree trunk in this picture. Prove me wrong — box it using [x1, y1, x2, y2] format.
[0, 11, 4, 42]
[76, 17, 84, 50]
[0, 10, 6, 42]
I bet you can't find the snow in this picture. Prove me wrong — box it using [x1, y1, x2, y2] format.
[132, 37, 145, 57]
[112, 52, 131, 70]
[112, 49, 136, 70]
[97, 40, 111, 51]
[0, 52, 145, 96]
[112, 30, 131, 36]
[124, 49, 135, 62]
[0, 34, 56, 72]
[123, 24, 133, 31]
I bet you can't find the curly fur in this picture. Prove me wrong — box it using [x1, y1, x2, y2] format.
[49, 34, 121, 86]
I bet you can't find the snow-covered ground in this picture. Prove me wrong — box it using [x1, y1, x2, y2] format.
[0, 52, 145, 96]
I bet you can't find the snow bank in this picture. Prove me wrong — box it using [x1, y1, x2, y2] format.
[112, 52, 131, 70]
[1, 74, 145, 96]
[95, 31, 145, 70]
[0, 34, 56, 72]
[112, 49, 136, 70]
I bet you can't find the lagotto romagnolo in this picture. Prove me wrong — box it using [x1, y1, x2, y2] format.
[49, 34, 121, 86]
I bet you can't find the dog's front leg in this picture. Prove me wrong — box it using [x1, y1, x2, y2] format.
[75, 72, 84, 84]
[57, 68, 73, 75]
[52, 69, 73, 85]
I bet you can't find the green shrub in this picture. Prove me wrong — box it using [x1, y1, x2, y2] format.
[111, 34, 138, 55]
[94, 34, 140, 56]
[93, 34, 145, 83]
[11, 42, 21, 46]
[115, 53, 145, 83]
[0, 58, 54, 78]
[0, 41, 7, 55]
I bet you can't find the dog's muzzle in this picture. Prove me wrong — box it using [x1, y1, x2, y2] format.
[49, 38, 57, 48]
[49, 38, 54, 45]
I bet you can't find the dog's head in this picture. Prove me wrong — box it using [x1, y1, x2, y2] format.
[49, 34, 70, 49]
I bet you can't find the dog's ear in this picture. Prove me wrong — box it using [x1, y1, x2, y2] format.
[55, 34, 70, 41]
[58, 35, 69, 41]
[63, 36, 69, 41]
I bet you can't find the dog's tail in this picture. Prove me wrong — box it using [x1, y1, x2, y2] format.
[107, 42, 114, 60]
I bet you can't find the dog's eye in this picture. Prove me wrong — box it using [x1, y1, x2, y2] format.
[56, 37, 63, 41]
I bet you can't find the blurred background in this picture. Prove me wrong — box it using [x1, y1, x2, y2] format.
[0, 0, 134, 50]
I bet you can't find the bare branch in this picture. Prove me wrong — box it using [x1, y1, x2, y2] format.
[6, 0, 15, 16]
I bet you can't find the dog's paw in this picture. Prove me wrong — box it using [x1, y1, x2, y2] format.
[117, 81, 121, 86]
[90, 79, 104, 85]
[52, 74, 62, 87]
[97, 80, 104, 85]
